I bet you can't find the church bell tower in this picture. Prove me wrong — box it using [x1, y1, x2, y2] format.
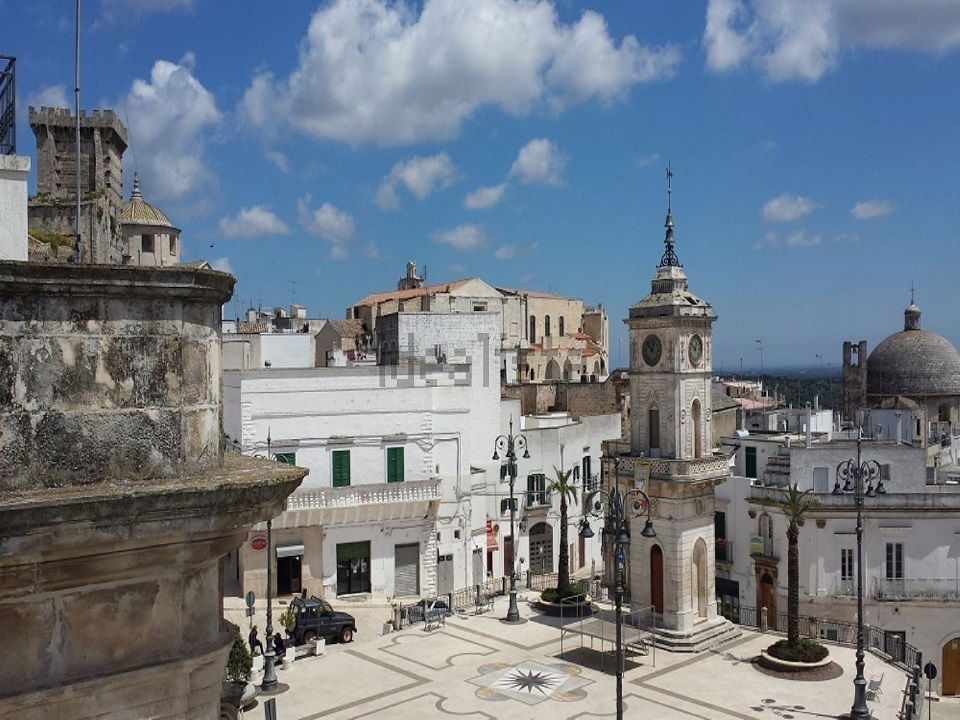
[620, 168, 738, 650]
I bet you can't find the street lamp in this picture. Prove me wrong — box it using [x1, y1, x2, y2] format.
[578, 456, 656, 720]
[833, 431, 885, 719]
[260, 429, 280, 694]
[492, 418, 530, 623]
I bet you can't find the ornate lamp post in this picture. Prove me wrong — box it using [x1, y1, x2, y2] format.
[833, 431, 885, 719]
[579, 457, 656, 720]
[260, 429, 279, 693]
[492, 418, 529, 623]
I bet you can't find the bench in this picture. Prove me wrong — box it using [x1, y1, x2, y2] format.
[866, 673, 884, 701]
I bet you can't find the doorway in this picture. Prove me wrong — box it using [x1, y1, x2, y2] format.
[529, 522, 554, 575]
[437, 554, 454, 595]
[944, 637, 960, 695]
[336, 541, 371, 595]
[650, 545, 664, 613]
[760, 572, 777, 630]
[394, 543, 419, 597]
[277, 546, 303, 596]
[503, 536, 513, 577]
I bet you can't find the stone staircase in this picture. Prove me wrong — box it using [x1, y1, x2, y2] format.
[651, 616, 742, 653]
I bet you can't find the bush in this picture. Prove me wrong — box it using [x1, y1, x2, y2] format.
[279, 609, 296, 632]
[541, 587, 586, 604]
[767, 638, 829, 663]
[226, 632, 253, 683]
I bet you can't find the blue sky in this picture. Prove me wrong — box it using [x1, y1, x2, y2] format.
[6, 0, 960, 369]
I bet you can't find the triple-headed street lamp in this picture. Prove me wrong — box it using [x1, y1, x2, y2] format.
[492, 418, 530, 623]
[833, 432, 886, 720]
[579, 456, 656, 720]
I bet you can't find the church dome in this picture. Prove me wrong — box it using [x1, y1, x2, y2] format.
[867, 301, 960, 397]
[120, 174, 174, 227]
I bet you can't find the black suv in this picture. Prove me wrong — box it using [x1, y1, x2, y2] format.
[288, 596, 357, 645]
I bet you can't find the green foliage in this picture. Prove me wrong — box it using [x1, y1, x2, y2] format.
[767, 638, 829, 663]
[279, 608, 296, 632]
[30, 230, 74, 248]
[777, 484, 819, 646]
[548, 466, 579, 597]
[541, 587, 586, 604]
[225, 632, 253, 683]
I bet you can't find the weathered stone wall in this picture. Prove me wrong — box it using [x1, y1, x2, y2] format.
[0, 262, 233, 489]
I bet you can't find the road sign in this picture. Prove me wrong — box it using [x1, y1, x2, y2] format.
[250, 536, 268, 552]
[245, 591, 256, 609]
[924, 661, 937, 680]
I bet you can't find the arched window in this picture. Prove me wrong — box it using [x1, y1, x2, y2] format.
[648, 406, 660, 452]
[529, 315, 536, 343]
[559, 317, 565, 336]
[544, 315, 551, 337]
[692, 398, 703, 458]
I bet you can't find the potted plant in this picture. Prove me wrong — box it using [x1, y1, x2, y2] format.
[279, 608, 296, 638]
[222, 632, 256, 711]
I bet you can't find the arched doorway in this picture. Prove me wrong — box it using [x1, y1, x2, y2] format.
[760, 572, 777, 630]
[692, 398, 702, 458]
[529, 522, 554, 575]
[563, 359, 573, 380]
[944, 637, 960, 695]
[692, 537, 708, 618]
[650, 545, 664, 614]
[545, 359, 561, 380]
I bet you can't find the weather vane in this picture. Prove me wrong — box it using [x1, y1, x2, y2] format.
[658, 162, 681, 268]
[666, 163, 673, 214]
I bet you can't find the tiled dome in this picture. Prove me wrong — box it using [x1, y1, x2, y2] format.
[120, 174, 173, 227]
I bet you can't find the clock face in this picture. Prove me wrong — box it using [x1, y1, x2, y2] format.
[642, 334, 662, 366]
[688, 334, 704, 367]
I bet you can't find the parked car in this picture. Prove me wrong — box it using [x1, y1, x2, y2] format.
[288, 596, 357, 645]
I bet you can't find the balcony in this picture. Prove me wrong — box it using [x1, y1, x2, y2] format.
[874, 577, 960, 601]
[715, 538, 733, 564]
[749, 537, 779, 564]
[613, 454, 731, 483]
[267, 477, 441, 529]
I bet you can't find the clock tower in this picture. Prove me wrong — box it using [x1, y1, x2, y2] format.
[618, 169, 738, 650]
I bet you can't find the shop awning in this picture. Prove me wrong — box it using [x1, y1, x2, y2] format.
[276, 544, 305, 558]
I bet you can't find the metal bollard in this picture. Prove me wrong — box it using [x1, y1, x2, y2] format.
[264, 698, 278, 720]
[760, 606, 768, 631]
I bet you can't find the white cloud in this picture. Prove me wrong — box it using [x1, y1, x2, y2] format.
[210, 256, 233, 274]
[297, 195, 355, 258]
[28, 84, 69, 109]
[123, 53, 220, 202]
[509, 138, 567, 186]
[762, 193, 817, 222]
[219, 206, 289, 238]
[703, 0, 960, 83]
[494, 245, 517, 260]
[431, 224, 488, 252]
[851, 199, 896, 220]
[753, 231, 779, 251]
[363, 241, 385, 260]
[464, 183, 508, 210]
[267, 151, 290, 174]
[636, 152, 660, 167]
[786, 230, 822, 247]
[240, 0, 680, 145]
[376, 153, 458, 210]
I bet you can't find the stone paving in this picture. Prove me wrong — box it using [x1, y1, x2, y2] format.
[242, 592, 908, 720]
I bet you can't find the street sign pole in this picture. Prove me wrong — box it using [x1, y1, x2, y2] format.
[245, 590, 255, 631]
[923, 662, 937, 720]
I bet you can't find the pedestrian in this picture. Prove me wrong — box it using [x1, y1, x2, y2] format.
[273, 632, 286, 662]
[248, 625, 264, 656]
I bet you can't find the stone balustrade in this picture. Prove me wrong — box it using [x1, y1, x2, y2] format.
[285, 477, 442, 510]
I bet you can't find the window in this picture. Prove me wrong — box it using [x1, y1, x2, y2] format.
[559, 317, 565, 336]
[649, 407, 660, 451]
[529, 316, 536, 343]
[885, 542, 904, 580]
[473, 303, 487, 311]
[386, 447, 405, 483]
[745, 446, 757, 479]
[169, 234, 177, 254]
[841, 548, 854, 581]
[275, 452, 296, 465]
[813, 467, 829, 493]
[332, 449, 351, 487]
[544, 315, 551, 337]
[500, 498, 518, 514]
[141, 233, 155, 253]
[526, 473, 546, 507]
[582, 455, 592, 487]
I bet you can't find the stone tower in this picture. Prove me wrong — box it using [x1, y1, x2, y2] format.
[841, 339, 868, 421]
[619, 173, 738, 651]
[27, 106, 128, 263]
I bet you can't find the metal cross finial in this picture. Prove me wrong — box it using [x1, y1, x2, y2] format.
[666, 163, 673, 214]
[910, 281, 915, 305]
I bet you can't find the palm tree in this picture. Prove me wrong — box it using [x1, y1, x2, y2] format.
[548, 466, 579, 598]
[776, 483, 819, 647]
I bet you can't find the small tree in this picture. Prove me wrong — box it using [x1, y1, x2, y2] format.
[279, 608, 296, 634]
[225, 632, 253, 684]
[777, 484, 819, 647]
[547, 466, 579, 599]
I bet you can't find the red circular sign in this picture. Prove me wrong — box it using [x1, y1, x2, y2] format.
[250, 536, 267, 552]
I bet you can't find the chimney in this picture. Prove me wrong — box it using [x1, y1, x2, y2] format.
[805, 403, 812, 448]
[896, 411, 902, 445]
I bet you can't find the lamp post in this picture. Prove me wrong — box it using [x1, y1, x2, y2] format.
[493, 418, 529, 623]
[833, 431, 885, 719]
[579, 457, 656, 720]
[260, 430, 279, 693]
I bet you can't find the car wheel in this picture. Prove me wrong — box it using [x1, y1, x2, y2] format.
[340, 626, 353, 643]
[302, 630, 316, 644]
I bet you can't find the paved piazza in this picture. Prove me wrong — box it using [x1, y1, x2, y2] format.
[246, 593, 907, 720]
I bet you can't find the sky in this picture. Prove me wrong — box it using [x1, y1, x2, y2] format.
[6, 0, 960, 370]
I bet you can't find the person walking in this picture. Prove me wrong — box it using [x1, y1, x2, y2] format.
[248, 625, 264, 656]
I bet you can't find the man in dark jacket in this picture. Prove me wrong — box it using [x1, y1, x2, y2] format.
[248, 625, 264, 656]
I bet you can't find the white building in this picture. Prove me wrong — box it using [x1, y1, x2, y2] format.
[716, 430, 960, 694]
[223, 310, 619, 603]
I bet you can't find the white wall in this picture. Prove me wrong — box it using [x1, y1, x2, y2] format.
[260, 333, 314, 368]
[0, 155, 29, 261]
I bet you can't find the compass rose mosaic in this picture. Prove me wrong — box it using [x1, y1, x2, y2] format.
[468, 659, 593, 705]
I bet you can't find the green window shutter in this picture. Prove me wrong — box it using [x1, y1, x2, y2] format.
[275, 452, 296, 466]
[332, 450, 351, 487]
[387, 447, 404, 483]
[526, 475, 536, 507]
[537, 474, 546, 506]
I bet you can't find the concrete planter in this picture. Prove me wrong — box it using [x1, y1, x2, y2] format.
[311, 638, 326, 656]
[535, 597, 593, 617]
[758, 649, 832, 673]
